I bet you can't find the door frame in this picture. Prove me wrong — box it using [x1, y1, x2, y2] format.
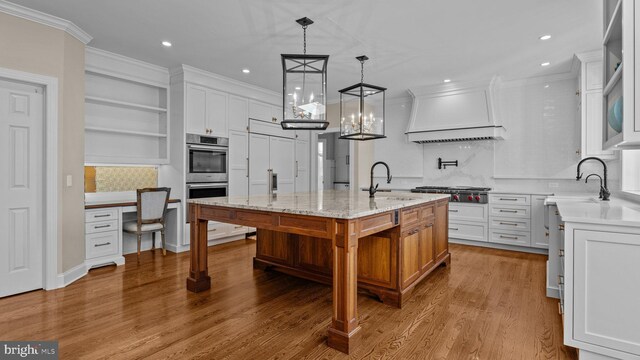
[0, 67, 59, 291]
[310, 127, 355, 192]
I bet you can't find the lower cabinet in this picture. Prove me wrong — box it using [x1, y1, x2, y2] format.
[401, 227, 422, 288]
[85, 208, 124, 268]
[419, 224, 436, 273]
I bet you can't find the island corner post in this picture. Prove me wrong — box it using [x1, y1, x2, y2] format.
[185, 196, 450, 354]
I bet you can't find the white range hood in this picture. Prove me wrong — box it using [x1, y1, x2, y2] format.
[405, 79, 506, 143]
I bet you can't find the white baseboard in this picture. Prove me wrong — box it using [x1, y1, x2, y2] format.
[56, 262, 88, 288]
[449, 238, 548, 255]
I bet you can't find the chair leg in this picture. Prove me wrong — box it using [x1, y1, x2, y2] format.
[137, 233, 141, 256]
[161, 230, 166, 256]
[152, 232, 156, 250]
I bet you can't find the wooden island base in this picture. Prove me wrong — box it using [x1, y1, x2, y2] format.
[187, 195, 449, 354]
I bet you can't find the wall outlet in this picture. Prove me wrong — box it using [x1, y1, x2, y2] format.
[548, 182, 559, 188]
[66, 175, 73, 187]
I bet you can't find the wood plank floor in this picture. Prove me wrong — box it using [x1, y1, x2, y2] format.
[0, 240, 576, 359]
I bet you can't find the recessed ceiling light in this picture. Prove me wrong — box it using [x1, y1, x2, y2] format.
[541, 62, 551, 67]
[295, 87, 301, 90]
[161, 41, 172, 47]
[443, 79, 451, 83]
[242, 68, 250, 74]
[287, 93, 293, 96]
[539, 34, 552, 40]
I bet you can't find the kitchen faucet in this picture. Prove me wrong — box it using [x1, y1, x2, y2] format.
[576, 157, 610, 201]
[584, 174, 609, 200]
[369, 161, 392, 198]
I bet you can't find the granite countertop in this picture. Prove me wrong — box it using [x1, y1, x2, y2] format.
[548, 195, 640, 227]
[188, 190, 449, 219]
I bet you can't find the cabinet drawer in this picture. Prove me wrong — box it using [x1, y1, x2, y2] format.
[85, 220, 119, 234]
[489, 229, 530, 247]
[401, 207, 421, 227]
[490, 217, 530, 232]
[229, 224, 248, 236]
[489, 194, 530, 205]
[86, 231, 119, 259]
[489, 204, 530, 219]
[448, 203, 488, 222]
[85, 209, 119, 222]
[448, 221, 488, 242]
[208, 222, 230, 239]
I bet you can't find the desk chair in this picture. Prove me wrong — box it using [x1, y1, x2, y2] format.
[123, 187, 171, 256]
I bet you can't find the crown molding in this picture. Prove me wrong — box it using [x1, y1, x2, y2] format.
[85, 47, 169, 87]
[0, 0, 92, 44]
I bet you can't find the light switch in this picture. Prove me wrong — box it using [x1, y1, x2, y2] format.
[66, 175, 73, 187]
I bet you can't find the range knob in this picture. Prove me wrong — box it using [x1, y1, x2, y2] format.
[475, 195, 481, 202]
[467, 195, 473, 201]
[452, 194, 459, 201]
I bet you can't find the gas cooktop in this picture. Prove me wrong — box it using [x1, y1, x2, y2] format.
[410, 186, 491, 203]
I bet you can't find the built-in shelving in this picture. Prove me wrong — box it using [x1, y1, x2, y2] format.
[85, 126, 168, 138]
[85, 96, 168, 113]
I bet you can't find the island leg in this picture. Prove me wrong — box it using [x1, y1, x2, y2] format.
[186, 204, 210, 292]
[328, 219, 361, 354]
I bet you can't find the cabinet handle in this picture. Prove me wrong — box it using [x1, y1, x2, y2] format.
[499, 222, 518, 226]
[559, 224, 565, 231]
[295, 161, 299, 178]
[499, 235, 518, 240]
[559, 249, 564, 257]
[94, 214, 110, 218]
[449, 227, 459, 231]
[555, 210, 559, 215]
[234, 225, 243, 229]
[210, 228, 217, 232]
[499, 198, 518, 201]
[94, 224, 111, 229]
[499, 209, 518, 213]
[545, 231, 549, 237]
[95, 242, 111, 247]
[346, 155, 350, 165]
[449, 209, 459, 212]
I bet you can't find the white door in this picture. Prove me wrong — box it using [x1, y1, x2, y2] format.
[295, 139, 310, 193]
[185, 84, 207, 135]
[270, 137, 295, 194]
[249, 133, 270, 196]
[206, 88, 228, 137]
[228, 130, 248, 197]
[0, 79, 44, 297]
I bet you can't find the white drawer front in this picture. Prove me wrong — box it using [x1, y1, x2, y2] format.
[86, 231, 119, 259]
[86, 220, 119, 234]
[490, 194, 531, 206]
[489, 204, 530, 219]
[490, 217, 531, 232]
[85, 209, 119, 222]
[229, 224, 249, 236]
[448, 221, 488, 242]
[448, 203, 488, 222]
[208, 222, 230, 240]
[489, 229, 531, 247]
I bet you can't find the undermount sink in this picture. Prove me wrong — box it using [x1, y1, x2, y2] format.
[376, 196, 419, 201]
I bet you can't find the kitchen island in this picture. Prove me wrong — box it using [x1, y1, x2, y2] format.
[186, 190, 450, 354]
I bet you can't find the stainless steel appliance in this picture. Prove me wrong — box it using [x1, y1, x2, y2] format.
[268, 169, 278, 196]
[410, 186, 491, 203]
[186, 133, 229, 183]
[185, 182, 228, 221]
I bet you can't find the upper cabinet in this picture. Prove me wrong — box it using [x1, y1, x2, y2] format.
[249, 100, 282, 124]
[185, 83, 228, 137]
[228, 95, 249, 132]
[602, 0, 640, 149]
[84, 47, 170, 165]
[574, 51, 616, 159]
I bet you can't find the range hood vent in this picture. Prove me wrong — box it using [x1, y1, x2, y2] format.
[406, 79, 506, 143]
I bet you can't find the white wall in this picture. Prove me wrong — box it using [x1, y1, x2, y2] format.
[373, 74, 620, 195]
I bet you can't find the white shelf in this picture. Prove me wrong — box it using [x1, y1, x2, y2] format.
[85, 126, 167, 138]
[85, 96, 167, 113]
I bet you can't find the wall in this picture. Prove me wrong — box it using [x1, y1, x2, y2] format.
[373, 74, 620, 195]
[0, 12, 86, 273]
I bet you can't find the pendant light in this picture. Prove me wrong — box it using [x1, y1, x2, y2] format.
[339, 55, 386, 140]
[281, 17, 330, 130]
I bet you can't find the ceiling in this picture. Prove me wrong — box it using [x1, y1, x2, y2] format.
[11, 0, 601, 99]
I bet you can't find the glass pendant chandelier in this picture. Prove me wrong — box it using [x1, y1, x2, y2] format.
[339, 55, 386, 140]
[281, 17, 329, 130]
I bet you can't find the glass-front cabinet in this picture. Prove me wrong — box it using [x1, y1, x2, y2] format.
[602, 0, 640, 149]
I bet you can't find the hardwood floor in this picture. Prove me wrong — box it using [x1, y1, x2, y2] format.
[0, 240, 576, 359]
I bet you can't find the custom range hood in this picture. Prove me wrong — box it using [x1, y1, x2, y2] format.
[405, 79, 506, 143]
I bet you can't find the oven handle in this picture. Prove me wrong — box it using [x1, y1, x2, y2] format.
[187, 144, 228, 151]
[186, 183, 228, 189]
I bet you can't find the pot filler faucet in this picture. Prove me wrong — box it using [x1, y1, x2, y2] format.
[576, 157, 610, 201]
[369, 161, 392, 198]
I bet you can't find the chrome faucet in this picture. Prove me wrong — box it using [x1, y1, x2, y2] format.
[369, 161, 392, 198]
[576, 157, 610, 201]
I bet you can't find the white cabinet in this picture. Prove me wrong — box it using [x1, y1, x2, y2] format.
[85, 208, 124, 268]
[185, 83, 228, 136]
[531, 196, 548, 249]
[334, 137, 350, 183]
[295, 138, 310, 193]
[228, 95, 248, 132]
[448, 203, 489, 242]
[574, 52, 615, 158]
[249, 133, 295, 196]
[228, 130, 248, 197]
[489, 194, 533, 247]
[565, 225, 640, 359]
[546, 204, 563, 299]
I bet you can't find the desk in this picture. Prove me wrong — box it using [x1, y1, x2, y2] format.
[84, 199, 182, 268]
